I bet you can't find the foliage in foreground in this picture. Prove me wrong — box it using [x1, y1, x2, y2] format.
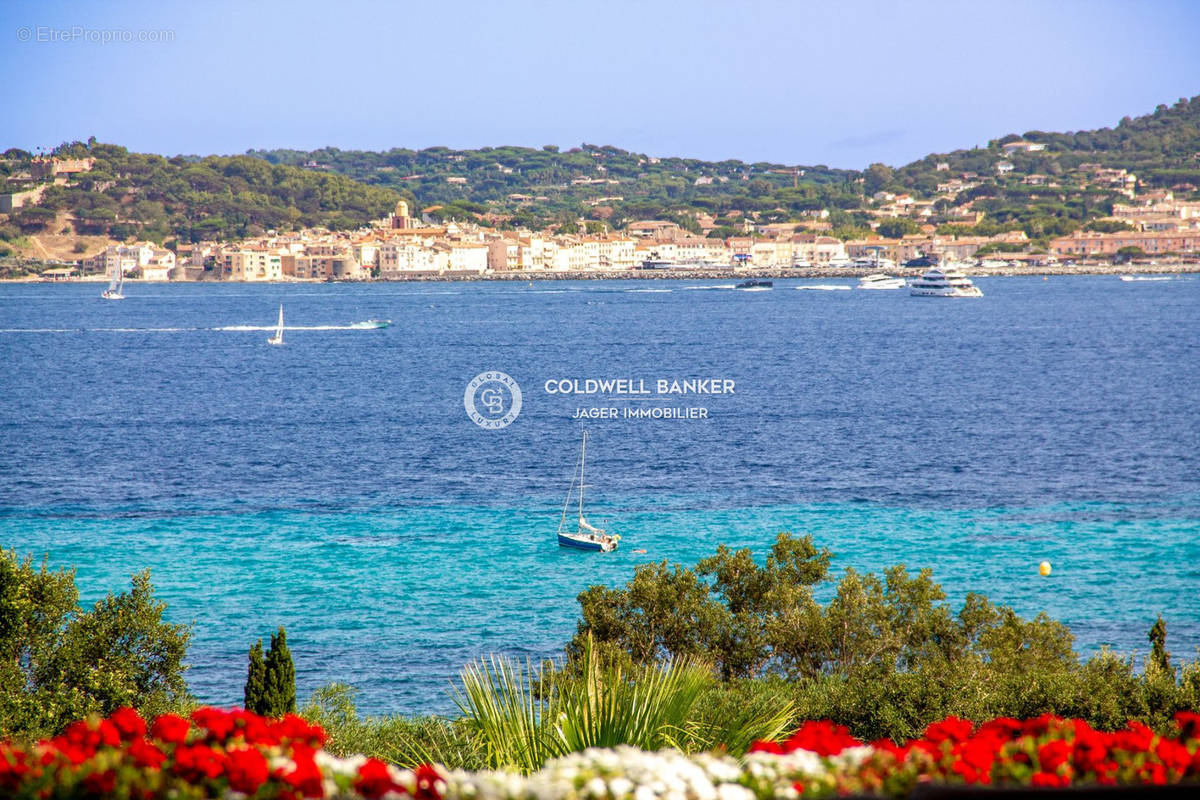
[5, 707, 1200, 799]
[0, 705, 441, 799]
[572, 533, 1200, 741]
[451, 635, 792, 773]
[0, 549, 191, 740]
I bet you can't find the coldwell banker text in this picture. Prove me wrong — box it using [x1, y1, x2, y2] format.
[544, 378, 735, 395]
[544, 377, 735, 421]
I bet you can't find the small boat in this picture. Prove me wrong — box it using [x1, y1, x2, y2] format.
[909, 268, 983, 298]
[856, 274, 906, 290]
[267, 304, 284, 345]
[101, 265, 124, 300]
[1120, 275, 1172, 282]
[349, 319, 392, 329]
[796, 284, 851, 291]
[557, 431, 618, 553]
[735, 279, 773, 289]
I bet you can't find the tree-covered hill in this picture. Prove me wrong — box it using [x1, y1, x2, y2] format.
[248, 96, 1200, 237]
[0, 142, 404, 247]
[246, 143, 863, 233]
[4, 95, 1198, 256]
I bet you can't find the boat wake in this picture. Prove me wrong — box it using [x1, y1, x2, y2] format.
[2, 324, 388, 334]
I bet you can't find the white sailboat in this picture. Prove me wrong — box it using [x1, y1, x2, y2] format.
[267, 304, 284, 345]
[101, 264, 124, 300]
[557, 431, 619, 552]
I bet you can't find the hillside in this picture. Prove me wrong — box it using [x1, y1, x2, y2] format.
[3, 95, 1198, 264]
[246, 144, 862, 234]
[0, 143, 402, 258]
[249, 96, 1200, 243]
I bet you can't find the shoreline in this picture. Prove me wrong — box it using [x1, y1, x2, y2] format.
[5, 262, 1199, 284]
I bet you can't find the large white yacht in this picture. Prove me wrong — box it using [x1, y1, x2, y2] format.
[909, 268, 983, 297]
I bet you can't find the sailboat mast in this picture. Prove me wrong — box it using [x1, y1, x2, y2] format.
[578, 431, 586, 520]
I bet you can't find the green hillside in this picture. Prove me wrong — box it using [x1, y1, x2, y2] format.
[0, 143, 403, 248]
[3, 95, 1198, 258]
[246, 144, 862, 234]
[244, 95, 1200, 243]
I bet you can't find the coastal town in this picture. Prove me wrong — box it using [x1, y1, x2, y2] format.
[6, 136, 1200, 282]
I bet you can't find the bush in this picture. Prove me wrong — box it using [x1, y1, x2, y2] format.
[0, 550, 191, 739]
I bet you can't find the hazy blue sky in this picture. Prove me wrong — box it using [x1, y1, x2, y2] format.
[3, 0, 1198, 168]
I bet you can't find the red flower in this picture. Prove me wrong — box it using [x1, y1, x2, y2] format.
[231, 709, 275, 746]
[1155, 737, 1191, 774]
[869, 738, 911, 761]
[277, 743, 325, 798]
[975, 717, 1022, 741]
[271, 714, 328, 748]
[150, 713, 192, 745]
[1030, 770, 1069, 787]
[1071, 729, 1109, 774]
[1173, 710, 1200, 741]
[226, 746, 270, 795]
[191, 707, 237, 744]
[356, 757, 403, 799]
[81, 768, 117, 795]
[0, 745, 32, 792]
[1021, 714, 1064, 738]
[127, 739, 167, 770]
[1112, 720, 1154, 752]
[783, 720, 862, 756]
[414, 763, 443, 800]
[953, 736, 996, 783]
[1139, 761, 1168, 785]
[109, 707, 148, 741]
[747, 740, 783, 754]
[171, 743, 226, 783]
[924, 716, 974, 746]
[1037, 739, 1072, 772]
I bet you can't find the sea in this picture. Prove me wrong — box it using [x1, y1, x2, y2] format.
[2, 275, 1199, 715]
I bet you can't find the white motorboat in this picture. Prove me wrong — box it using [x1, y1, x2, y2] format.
[857, 274, 906, 290]
[909, 268, 983, 297]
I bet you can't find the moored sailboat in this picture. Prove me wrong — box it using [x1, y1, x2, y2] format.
[557, 431, 619, 552]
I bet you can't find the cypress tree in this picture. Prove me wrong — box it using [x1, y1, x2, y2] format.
[244, 639, 266, 713]
[1149, 614, 1171, 673]
[263, 626, 297, 716]
[244, 627, 296, 717]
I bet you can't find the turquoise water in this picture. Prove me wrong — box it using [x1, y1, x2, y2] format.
[6, 498, 1198, 713]
[2, 277, 1199, 713]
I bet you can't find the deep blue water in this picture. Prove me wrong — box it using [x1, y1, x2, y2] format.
[2, 276, 1199, 714]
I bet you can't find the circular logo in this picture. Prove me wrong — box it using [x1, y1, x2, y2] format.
[464, 371, 522, 429]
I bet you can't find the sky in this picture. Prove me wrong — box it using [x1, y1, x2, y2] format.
[2, 0, 1199, 169]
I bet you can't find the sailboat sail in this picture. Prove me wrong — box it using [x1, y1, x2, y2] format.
[267, 304, 284, 345]
[101, 264, 124, 299]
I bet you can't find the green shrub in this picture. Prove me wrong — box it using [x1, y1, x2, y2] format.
[0, 550, 191, 739]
